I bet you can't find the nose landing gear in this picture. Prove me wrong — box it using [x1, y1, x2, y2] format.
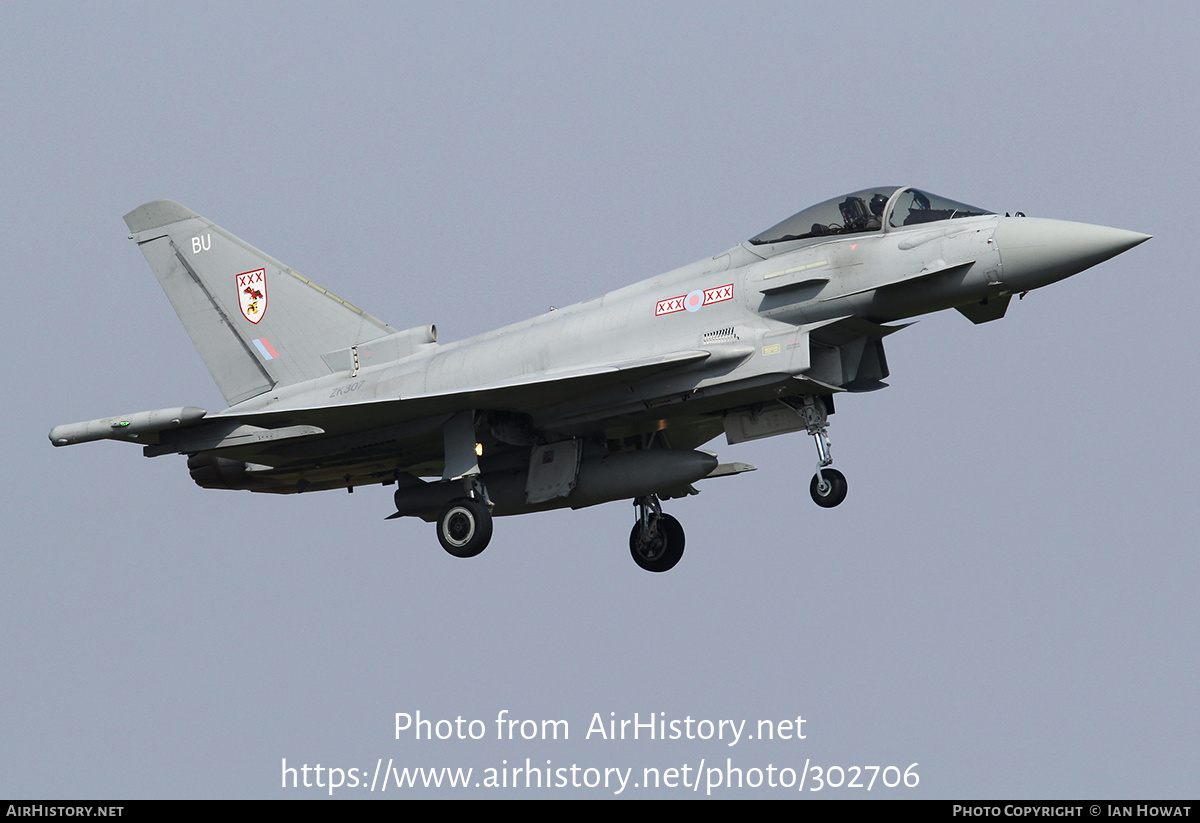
[784, 395, 848, 508]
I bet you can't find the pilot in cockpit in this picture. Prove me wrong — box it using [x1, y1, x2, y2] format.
[839, 193, 887, 233]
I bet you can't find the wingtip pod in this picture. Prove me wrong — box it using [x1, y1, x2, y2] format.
[123, 200, 202, 234]
[49, 406, 207, 446]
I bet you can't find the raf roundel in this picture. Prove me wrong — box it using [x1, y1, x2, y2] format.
[684, 290, 704, 311]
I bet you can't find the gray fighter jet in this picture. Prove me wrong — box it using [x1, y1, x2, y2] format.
[50, 188, 1149, 571]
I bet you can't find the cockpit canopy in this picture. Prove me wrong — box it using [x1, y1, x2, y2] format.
[749, 187, 993, 246]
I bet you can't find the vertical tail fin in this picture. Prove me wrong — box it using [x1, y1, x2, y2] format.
[123, 201, 396, 406]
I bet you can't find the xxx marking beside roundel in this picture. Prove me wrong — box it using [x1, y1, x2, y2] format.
[654, 282, 734, 316]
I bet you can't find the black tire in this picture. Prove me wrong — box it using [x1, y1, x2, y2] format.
[629, 513, 685, 572]
[809, 468, 848, 508]
[436, 498, 493, 558]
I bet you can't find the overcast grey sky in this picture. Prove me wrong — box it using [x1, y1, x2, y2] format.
[3, 2, 1196, 798]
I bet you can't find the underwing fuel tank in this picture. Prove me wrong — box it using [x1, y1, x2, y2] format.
[571, 449, 719, 507]
[394, 449, 720, 518]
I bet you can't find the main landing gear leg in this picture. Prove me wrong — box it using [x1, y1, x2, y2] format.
[785, 395, 848, 508]
[437, 475, 494, 558]
[629, 495, 685, 572]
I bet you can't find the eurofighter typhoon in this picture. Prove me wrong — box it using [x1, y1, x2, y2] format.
[50, 189, 1149, 571]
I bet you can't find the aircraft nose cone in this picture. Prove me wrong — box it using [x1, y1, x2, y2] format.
[993, 217, 1150, 291]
